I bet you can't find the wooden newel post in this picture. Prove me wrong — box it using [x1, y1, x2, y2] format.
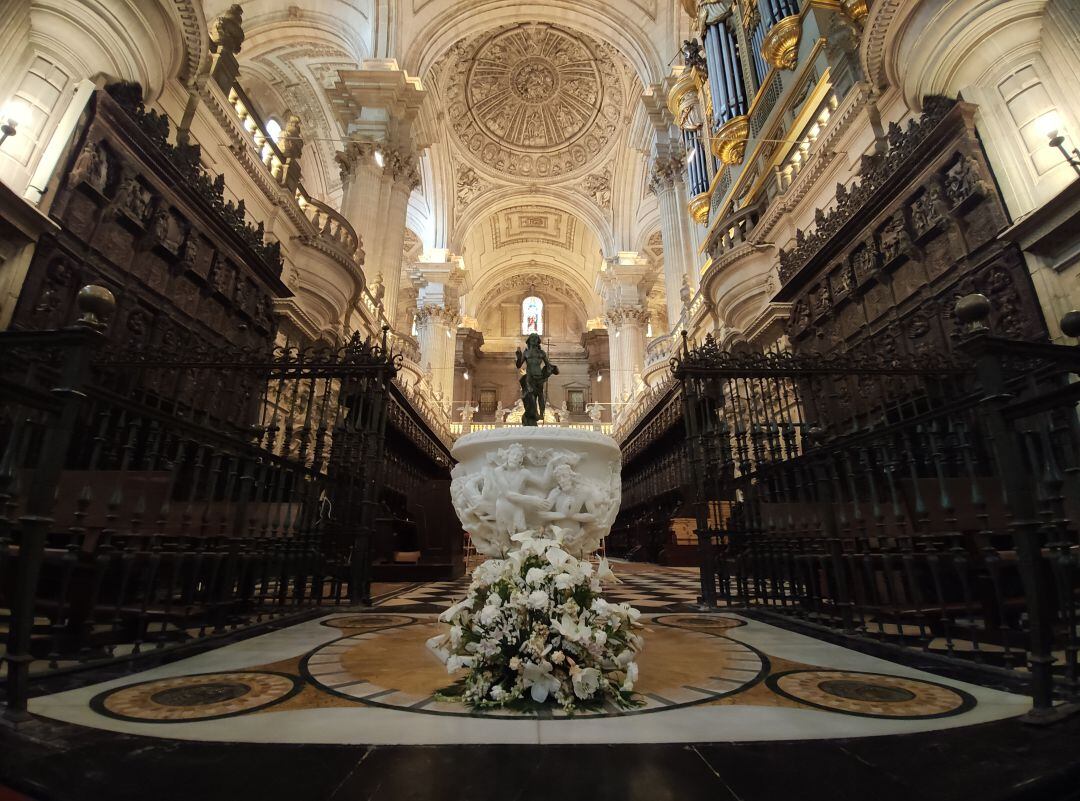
[3, 285, 113, 724]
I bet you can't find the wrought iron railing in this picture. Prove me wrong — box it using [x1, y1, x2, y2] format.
[673, 295, 1080, 719]
[0, 288, 413, 722]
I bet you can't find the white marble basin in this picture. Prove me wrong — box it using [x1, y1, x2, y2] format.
[450, 427, 622, 558]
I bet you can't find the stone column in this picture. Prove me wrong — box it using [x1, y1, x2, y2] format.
[596, 255, 654, 411]
[606, 307, 649, 412]
[412, 260, 465, 404]
[414, 305, 459, 407]
[337, 140, 384, 258]
[376, 147, 420, 326]
[650, 155, 700, 328]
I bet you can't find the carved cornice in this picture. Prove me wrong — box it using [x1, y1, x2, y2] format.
[862, 0, 904, 91]
[173, 0, 206, 83]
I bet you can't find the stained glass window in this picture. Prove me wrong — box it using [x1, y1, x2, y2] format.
[521, 295, 543, 336]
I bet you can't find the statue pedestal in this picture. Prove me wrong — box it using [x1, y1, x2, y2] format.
[450, 427, 622, 559]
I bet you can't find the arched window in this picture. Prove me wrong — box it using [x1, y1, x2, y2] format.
[262, 117, 282, 162]
[265, 117, 282, 144]
[521, 295, 543, 336]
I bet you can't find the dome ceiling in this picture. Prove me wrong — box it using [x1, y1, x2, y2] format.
[434, 23, 633, 182]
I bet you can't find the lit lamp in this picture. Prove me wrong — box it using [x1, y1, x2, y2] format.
[0, 101, 22, 147]
[1039, 111, 1080, 176]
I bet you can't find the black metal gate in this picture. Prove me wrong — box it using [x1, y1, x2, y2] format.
[1, 287, 400, 720]
[674, 296, 1080, 719]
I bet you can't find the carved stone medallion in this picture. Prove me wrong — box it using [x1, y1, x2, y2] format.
[436, 23, 631, 180]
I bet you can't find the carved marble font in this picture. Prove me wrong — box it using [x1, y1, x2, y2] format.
[516, 332, 559, 426]
[435, 23, 631, 179]
[450, 428, 622, 558]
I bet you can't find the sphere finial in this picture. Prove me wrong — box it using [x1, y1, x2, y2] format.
[955, 293, 991, 332]
[76, 285, 116, 331]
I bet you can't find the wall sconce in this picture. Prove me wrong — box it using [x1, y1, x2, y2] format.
[463, 370, 470, 380]
[373, 148, 385, 168]
[0, 101, 24, 147]
[1039, 111, 1080, 176]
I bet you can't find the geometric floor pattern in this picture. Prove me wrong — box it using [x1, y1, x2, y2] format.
[27, 562, 1031, 744]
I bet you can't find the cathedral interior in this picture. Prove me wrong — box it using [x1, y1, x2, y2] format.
[1, 0, 1080, 799]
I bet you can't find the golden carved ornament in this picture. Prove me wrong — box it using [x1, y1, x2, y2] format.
[712, 114, 749, 165]
[761, 14, 803, 71]
[688, 192, 711, 225]
[840, 0, 869, 23]
[667, 70, 703, 131]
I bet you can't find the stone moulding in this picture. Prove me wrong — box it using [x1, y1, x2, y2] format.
[762, 14, 803, 71]
[712, 114, 750, 165]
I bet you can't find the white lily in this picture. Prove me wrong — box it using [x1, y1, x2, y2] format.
[553, 613, 590, 643]
[570, 663, 601, 699]
[597, 557, 620, 584]
[522, 660, 561, 703]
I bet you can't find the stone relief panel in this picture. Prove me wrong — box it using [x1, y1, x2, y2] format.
[450, 435, 621, 558]
[490, 206, 577, 250]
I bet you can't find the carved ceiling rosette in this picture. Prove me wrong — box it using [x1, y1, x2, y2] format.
[434, 23, 633, 182]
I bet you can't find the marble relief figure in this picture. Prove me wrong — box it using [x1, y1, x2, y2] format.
[450, 440, 620, 557]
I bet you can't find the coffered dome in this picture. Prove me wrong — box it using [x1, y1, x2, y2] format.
[435, 23, 632, 181]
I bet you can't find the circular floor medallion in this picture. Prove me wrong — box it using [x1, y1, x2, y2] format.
[766, 670, 975, 719]
[653, 614, 745, 631]
[302, 614, 766, 719]
[91, 671, 300, 723]
[320, 614, 414, 630]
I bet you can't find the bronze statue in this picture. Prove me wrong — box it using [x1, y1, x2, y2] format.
[515, 332, 559, 426]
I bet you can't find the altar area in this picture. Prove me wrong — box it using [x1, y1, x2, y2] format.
[26, 564, 1030, 746]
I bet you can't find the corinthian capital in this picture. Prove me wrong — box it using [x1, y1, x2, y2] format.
[605, 306, 650, 328]
[335, 140, 379, 183]
[384, 146, 421, 191]
[414, 304, 460, 330]
[648, 156, 684, 195]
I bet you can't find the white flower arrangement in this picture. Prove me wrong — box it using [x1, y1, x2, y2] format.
[427, 528, 644, 711]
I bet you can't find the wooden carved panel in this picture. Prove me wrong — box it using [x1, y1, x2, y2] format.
[13, 83, 288, 355]
[777, 98, 1046, 356]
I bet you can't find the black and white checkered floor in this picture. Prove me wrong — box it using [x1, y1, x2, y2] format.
[374, 562, 704, 612]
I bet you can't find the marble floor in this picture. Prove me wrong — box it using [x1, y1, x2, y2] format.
[25, 564, 1032, 746]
